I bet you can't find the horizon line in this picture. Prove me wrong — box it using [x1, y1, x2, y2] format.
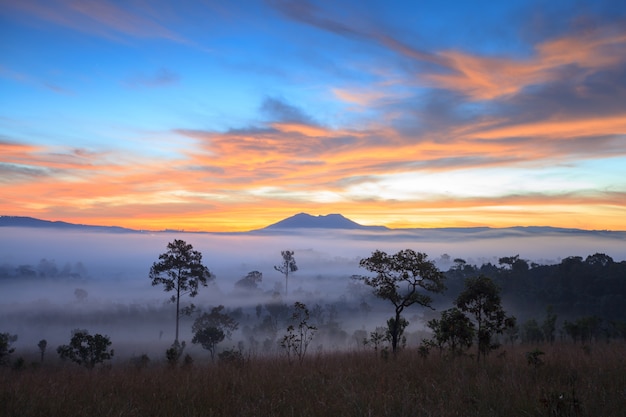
[1, 214, 624, 234]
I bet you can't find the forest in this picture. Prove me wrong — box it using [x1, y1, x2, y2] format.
[442, 252, 626, 341]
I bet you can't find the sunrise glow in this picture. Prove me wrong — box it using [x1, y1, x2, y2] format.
[1, 0, 625, 231]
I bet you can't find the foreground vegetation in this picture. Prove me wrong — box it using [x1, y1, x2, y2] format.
[2, 343, 625, 417]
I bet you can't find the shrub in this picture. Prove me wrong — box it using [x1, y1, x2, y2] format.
[525, 349, 545, 367]
[165, 340, 186, 366]
[218, 348, 244, 366]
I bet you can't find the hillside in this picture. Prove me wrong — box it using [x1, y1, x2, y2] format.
[0, 216, 138, 233]
[261, 213, 388, 230]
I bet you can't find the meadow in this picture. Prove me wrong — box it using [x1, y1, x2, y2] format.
[2, 342, 625, 417]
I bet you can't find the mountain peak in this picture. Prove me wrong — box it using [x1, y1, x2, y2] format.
[263, 213, 387, 230]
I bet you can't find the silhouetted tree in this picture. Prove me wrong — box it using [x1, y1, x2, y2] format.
[37, 339, 47, 363]
[455, 275, 515, 362]
[585, 253, 613, 268]
[542, 306, 557, 344]
[427, 308, 475, 356]
[234, 270, 263, 291]
[149, 239, 213, 343]
[191, 305, 238, 361]
[274, 250, 297, 295]
[57, 329, 114, 369]
[0, 333, 17, 366]
[356, 249, 446, 354]
[521, 318, 543, 344]
[563, 316, 602, 343]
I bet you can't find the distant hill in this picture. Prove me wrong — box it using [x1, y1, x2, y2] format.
[262, 213, 388, 230]
[0, 216, 139, 233]
[2, 214, 623, 237]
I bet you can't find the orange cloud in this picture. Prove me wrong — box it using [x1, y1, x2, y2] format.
[466, 114, 626, 141]
[271, 123, 337, 138]
[4, 109, 624, 233]
[423, 26, 626, 100]
[1, 141, 41, 157]
[332, 88, 391, 106]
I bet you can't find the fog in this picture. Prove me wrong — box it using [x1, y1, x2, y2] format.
[1, 227, 624, 361]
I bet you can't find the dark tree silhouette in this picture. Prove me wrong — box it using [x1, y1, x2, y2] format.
[149, 239, 213, 343]
[234, 270, 263, 291]
[455, 275, 515, 362]
[356, 249, 446, 353]
[37, 339, 47, 363]
[427, 308, 475, 356]
[57, 329, 114, 369]
[274, 250, 297, 295]
[191, 305, 238, 361]
[0, 333, 17, 366]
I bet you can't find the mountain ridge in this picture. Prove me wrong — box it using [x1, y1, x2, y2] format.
[260, 212, 388, 231]
[0, 216, 138, 233]
[1, 214, 623, 234]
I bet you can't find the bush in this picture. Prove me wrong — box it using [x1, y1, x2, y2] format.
[165, 341, 185, 366]
[525, 349, 545, 367]
[218, 348, 244, 366]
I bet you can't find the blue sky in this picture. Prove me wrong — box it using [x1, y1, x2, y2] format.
[1, 0, 625, 231]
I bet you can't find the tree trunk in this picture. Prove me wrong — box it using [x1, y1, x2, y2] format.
[391, 309, 401, 354]
[476, 307, 482, 363]
[175, 272, 181, 343]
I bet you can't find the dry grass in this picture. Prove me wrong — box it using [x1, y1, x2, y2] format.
[2, 343, 625, 417]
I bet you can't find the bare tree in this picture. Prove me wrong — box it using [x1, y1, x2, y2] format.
[280, 302, 317, 364]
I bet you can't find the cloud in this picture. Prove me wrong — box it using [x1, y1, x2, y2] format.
[260, 97, 317, 124]
[424, 25, 626, 100]
[0, 163, 50, 182]
[43, 82, 74, 95]
[0, 65, 73, 94]
[125, 68, 180, 88]
[4, 0, 189, 44]
[331, 85, 412, 110]
[268, 0, 365, 39]
[272, 1, 626, 109]
[466, 115, 626, 141]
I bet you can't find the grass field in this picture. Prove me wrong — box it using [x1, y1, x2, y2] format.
[2, 343, 625, 417]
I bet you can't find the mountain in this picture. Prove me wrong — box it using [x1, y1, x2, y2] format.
[262, 213, 388, 230]
[3, 214, 622, 236]
[0, 216, 139, 233]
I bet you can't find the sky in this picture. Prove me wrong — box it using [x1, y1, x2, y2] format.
[1, 0, 625, 232]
